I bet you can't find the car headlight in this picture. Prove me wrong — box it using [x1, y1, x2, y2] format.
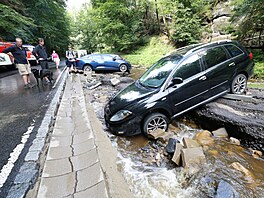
[110, 110, 132, 122]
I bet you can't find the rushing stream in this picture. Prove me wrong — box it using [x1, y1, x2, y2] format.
[83, 68, 264, 197]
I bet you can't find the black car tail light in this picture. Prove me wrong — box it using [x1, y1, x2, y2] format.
[249, 52, 253, 59]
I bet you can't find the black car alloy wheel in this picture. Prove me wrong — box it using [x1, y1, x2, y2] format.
[143, 113, 169, 135]
[231, 74, 247, 94]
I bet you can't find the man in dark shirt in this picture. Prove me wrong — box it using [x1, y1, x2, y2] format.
[3, 38, 34, 89]
[33, 38, 49, 70]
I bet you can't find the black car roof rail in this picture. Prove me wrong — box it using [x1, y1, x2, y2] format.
[185, 39, 233, 55]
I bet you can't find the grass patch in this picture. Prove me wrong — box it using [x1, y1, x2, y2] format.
[122, 36, 175, 68]
[252, 61, 264, 80]
[248, 82, 264, 89]
[251, 49, 264, 80]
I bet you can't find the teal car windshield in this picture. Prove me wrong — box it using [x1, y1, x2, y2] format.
[139, 55, 182, 88]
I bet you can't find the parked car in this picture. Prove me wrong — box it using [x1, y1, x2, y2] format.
[0, 40, 15, 69]
[76, 54, 132, 73]
[104, 40, 254, 136]
[23, 44, 37, 66]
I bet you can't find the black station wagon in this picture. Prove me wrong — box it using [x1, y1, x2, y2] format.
[104, 40, 254, 136]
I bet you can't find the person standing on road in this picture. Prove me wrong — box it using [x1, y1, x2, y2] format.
[33, 38, 50, 83]
[33, 38, 49, 70]
[66, 47, 77, 73]
[2, 38, 34, 89]
[52, 50, 60, 69]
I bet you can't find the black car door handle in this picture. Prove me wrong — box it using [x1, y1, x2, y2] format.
[229, 62, 236, 67]
[199, 76, 207, 81]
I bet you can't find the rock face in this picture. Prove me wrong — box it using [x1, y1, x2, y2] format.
[203, 0, 234, 42]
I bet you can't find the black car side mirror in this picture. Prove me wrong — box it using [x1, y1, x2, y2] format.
[113, 57, 116, 61]
[172, 77, 183, 85]
[167, 77, 183, 89]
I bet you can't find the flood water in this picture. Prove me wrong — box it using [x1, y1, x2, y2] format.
[83, 68, 264, 198]
[103, 120, 264, 198]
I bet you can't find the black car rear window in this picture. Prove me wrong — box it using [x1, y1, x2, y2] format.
[203, 47, 228, 68]
[224, 44, 244, 57]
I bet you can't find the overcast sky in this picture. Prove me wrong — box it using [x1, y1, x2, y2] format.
[66, 0, 90, 10]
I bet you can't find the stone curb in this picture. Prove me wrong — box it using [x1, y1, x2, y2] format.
[83, 76, 133, 198]
[6, 67, 67, 198]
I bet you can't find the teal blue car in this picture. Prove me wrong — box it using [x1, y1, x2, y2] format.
[76, 54, 132, 73]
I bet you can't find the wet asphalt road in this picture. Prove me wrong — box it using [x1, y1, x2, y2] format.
[0, 63, 65, 192]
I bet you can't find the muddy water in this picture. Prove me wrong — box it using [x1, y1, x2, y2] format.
[102, 120, 264, 198]
[83, 70, 264, 198]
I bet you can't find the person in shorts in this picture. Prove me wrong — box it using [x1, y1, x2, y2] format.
[3, 38, 34, 89]
[66, 47, 77, 73]
[52, 50, 60, 69]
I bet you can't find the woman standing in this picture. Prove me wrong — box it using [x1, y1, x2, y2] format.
[52, 50, 60, 69]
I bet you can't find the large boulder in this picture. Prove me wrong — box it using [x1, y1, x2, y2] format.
[215, 180, 239, 198]
[212, 128, 228, 138]
[182, 138, 200, 148]
[181, 147, 205, 169]
[171, 143, 183, 166]
[193, 130, 214, 146]
[165, 138, 180, 154]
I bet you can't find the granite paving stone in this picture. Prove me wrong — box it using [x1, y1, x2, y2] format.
[71, 149, 98, 171]
[73, 132, 93, 145]
[42, 158, 72, 178]
[46, 145, 72, 160]
[72, 139, 95, 156]
[25, 150, 40, 162]
[49, 136, 72, 148]
[73, 181, 107, 198]
[76, 162, 103, 192]
[37, 172, 75, 198]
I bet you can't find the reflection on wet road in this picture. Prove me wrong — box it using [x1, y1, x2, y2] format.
[0, 64, 65, 191]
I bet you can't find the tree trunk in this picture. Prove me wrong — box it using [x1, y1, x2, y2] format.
[161, 5, 170, 39]
[155, 0, 160, 33]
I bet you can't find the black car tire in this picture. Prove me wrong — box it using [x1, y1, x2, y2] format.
[231, 73, 247, 94]
[119, 64, 128, 73]
[83, 65, 92, 72]
[143, 113, 169, 135]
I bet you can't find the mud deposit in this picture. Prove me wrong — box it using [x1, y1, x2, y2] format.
[81, 73, 264, 198]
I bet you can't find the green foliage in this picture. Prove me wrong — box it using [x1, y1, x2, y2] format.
[253, 62, 264, 80]
[171, 2, 201, 47]
[73, 0, 146, 52]
[232, 0, 264, 39]
[251, 49, 264, 80]
[0, 0, 70, 55]
[21, 0, 70, 54]
[0, 3, 34, 40]
[122, 36, 175, 67]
